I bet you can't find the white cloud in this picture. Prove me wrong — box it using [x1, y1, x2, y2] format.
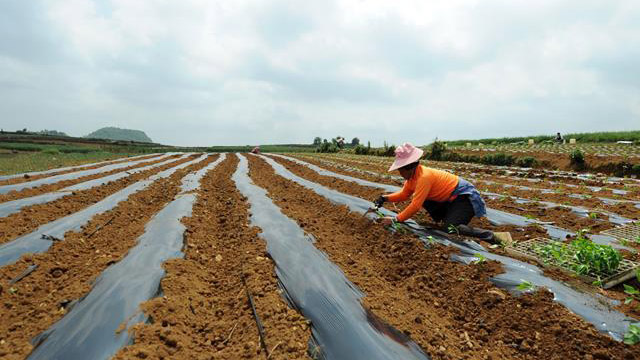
[0, 0, 638, 145]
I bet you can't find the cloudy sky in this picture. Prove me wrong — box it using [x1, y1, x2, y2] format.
[1, 1, 639, 146]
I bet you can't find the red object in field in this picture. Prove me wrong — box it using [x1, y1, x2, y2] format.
[250, 146, 260, 154]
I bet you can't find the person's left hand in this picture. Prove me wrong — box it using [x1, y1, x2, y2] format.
[380, 216, 395, 226]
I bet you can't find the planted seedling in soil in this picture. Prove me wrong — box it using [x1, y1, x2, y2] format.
[371, 209, 409, 235]
[472, 253, 487, 265]
[447, 224, 460, 235]
[516, 280, 536, 292]
[623, 270, 640, 312]
[624, 324, 640, 345]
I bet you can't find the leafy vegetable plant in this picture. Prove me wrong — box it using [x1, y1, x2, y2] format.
[623, 270, 640, 311]
[624, 324, 640, 345]
[534, 231, 623, 281]
[472, 253, 487, 264]
[516, 280, 535, 291]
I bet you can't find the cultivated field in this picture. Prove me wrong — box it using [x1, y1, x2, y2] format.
[0, 151, 639, 359]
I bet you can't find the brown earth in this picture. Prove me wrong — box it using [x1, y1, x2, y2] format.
[483, 197, 616, 233]
[282, 154, 640, 323]
[0, 154, 184, 202]
[114, 154, 310, 360]
[0, 155, 216, 359]
[453, 149, 640, 173]
[0, 153, 163, 186]
[0, 155, 202, 244]
[248, 155, 637, 359]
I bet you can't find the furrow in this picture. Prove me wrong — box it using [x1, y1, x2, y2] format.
[0, 153, 196, 220]
[0, 153, 180, 201]
[0, 153, 217, 360]
[239, 154, 430, 360]
[0, 153, 199, 244]
[285, 154, 632, 244]
[26, 155, 227, 360]
[0, 154, 209, 266]
[0, 153, 161, 184]
[251, 154, 635, 356]
[114, 154, 311, 360]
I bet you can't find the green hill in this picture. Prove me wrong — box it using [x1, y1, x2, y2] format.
[85, 127, 153, 143]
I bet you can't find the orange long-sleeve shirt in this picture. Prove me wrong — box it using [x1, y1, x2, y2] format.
[386, 165, 459, 222]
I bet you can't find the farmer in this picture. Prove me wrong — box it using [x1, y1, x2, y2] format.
[250, 146, 260, 154]
[375, 143, 501, 242]
[555, 132, 563, 143]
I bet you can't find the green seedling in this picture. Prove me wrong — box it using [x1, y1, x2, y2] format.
[516, 280, 536, 291]
[472, 253, 487, 264]
[589, 212, 598, 220]
[534, 231, 623, 282]
[426, 235, 436, 246]
[624, 324, 640, 345]
[524, 214, 535, 220]
[624, 270, 640, 310]
[447, 224, 460, 235]
[624, 284, 640, 305]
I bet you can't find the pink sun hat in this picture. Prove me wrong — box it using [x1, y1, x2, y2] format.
[388, 143, 424, 171]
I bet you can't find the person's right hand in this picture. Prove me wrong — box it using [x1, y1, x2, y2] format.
[373, 195, 387, 208]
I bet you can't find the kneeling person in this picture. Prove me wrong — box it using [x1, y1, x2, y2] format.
[377, 143, 497, 242]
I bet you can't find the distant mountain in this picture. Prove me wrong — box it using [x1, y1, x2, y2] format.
[85, 127, 153, 143]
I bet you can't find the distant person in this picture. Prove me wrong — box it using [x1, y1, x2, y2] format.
[250, 146, 260, 154]
[374, 143, 508, 243]
[555, 132, 563, 143]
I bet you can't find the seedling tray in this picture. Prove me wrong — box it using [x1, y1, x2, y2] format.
[506, 238, 639, 289]
[601, 223, 640, 244]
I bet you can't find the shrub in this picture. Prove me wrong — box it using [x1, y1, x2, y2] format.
[354, 144, 369, 155]
[569, 149, 586, 170]
[42, 148, 60, 155]
[516, 156, 538, 168]
[370, 142, 396, 157]
[383, 143, 395, 157]
[427, 141, 447, 160]
[481, 153, 515, 166]
[316, 141, 339, 153]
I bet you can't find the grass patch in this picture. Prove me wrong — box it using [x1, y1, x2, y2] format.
[0, 142, 103, 153]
